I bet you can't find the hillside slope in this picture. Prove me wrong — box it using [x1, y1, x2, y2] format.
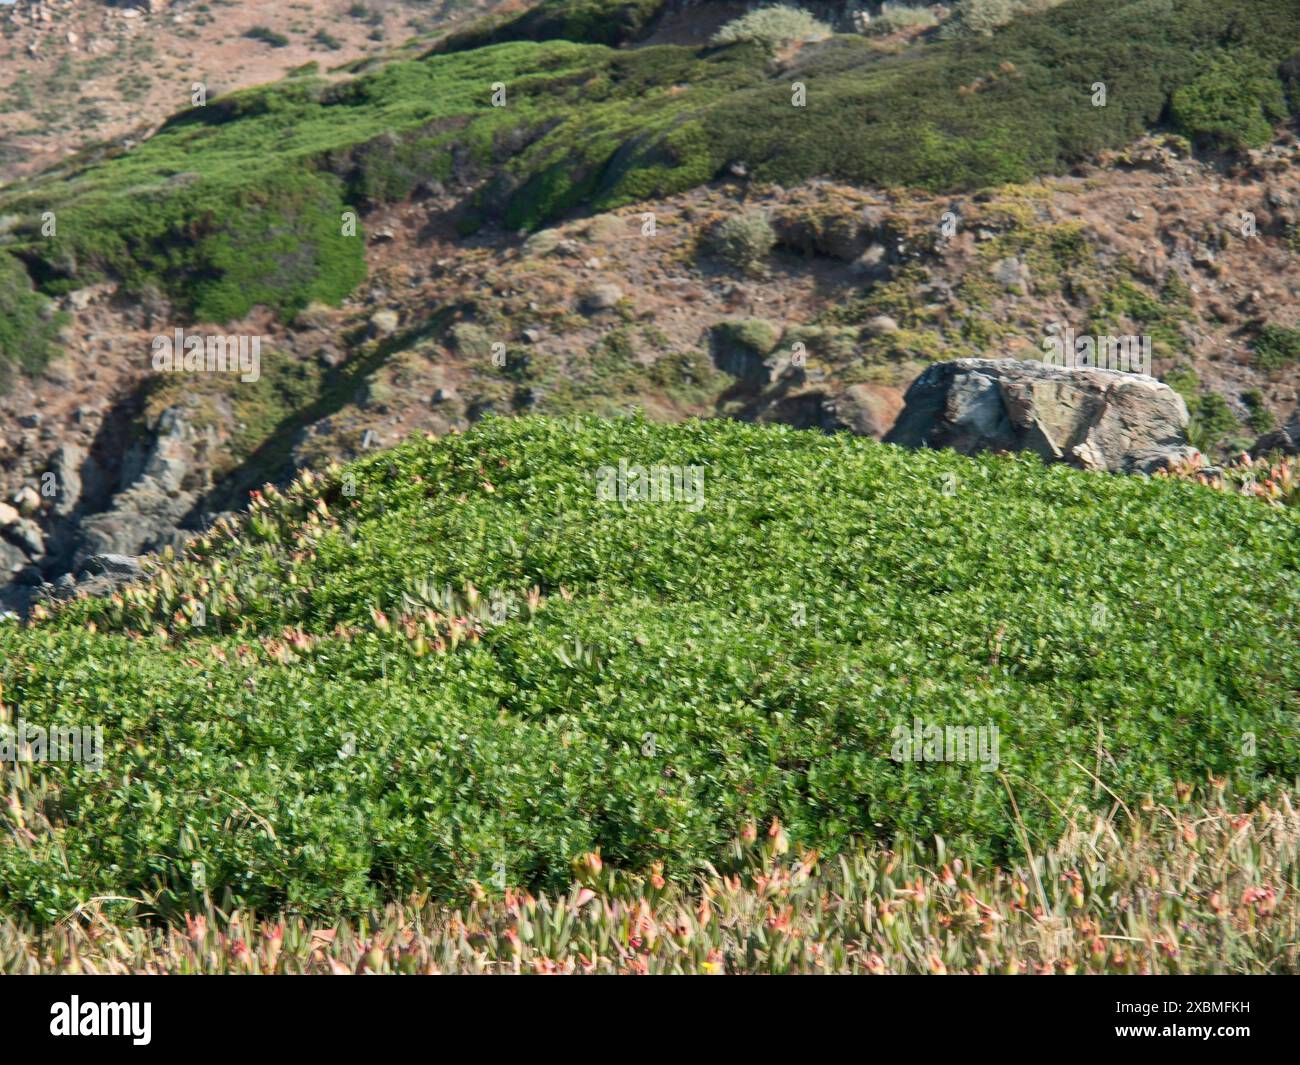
[2, 416, 1296, 922]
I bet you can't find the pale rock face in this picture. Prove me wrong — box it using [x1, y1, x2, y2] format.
[885, 359, 1196, 474]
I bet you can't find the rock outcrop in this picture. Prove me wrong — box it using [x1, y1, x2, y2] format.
[72, 406, 210, 568]
[1252, 408, 1300, 457]
[884, 359, 1197, 474]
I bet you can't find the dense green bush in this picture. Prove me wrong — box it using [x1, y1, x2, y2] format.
[1169, 52, 1291, 152]
[0, 250, 67, 388]
[943, 0, 1068, 38]
[2, 417, 1296, 923]
[868, 3, 941, 35]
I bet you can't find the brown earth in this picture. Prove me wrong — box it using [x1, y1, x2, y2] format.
[0, 0, 492, 185]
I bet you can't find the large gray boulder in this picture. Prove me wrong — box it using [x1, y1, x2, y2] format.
[884, 359, 1197, 474]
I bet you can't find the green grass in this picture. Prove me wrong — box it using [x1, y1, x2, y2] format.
[2, 416, 1296, 924]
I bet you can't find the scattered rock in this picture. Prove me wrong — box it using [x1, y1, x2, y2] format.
[834, 384, 905, 439]
[5, 519, 44, 558]
[990, 257, 1032, 296]
[13, 485, 40, 515]
[368, 309, 400, 338]
[579, 283, 624, 313]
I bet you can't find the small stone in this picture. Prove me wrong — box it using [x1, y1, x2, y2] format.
[13, 486, 39, 515]
[368, 309, 400, 338]
[579, 284, 624, 313]
[7, 519, 44, 558]
[991, 256, 1032, 295]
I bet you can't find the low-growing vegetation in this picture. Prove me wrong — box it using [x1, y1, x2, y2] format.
[1, 417, 1296, 925]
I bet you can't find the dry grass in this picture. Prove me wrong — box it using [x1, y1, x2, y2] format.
[4, 789, 1298, 974]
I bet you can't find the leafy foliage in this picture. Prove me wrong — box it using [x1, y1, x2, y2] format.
[0, 250, 67, 387]
[2, 417, 1296, 924]
[1169, 51, 1291, 152]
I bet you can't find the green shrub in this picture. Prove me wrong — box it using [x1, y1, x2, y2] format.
[3, 417, 1297, 923]
[711, 5, 832, 48]
[1169, 52, 1290, 152]
[0, 250, 67, 389]
[245, 26, 292, 49]
[712, 318, 780, 357]
[449, 321, 495, 359]
[1242, 390, 1275, 435]
[1253, 323, 1300, 373]
[706, 211, 777, 274]
[443, 0, 668, 50]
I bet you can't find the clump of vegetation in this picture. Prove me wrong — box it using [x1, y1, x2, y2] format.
[443, 0, 669, 51]
[942, 0, 1068, 38]
[1159, 450, 1298, 508]
[1242, 390, 1275, 435]
[867, 3, 941, 36]
[449, 321, 495, 360]
[712, 318, 781, 358]
[1253, 323, 1300, 373]
[1169, 52, 1291, 153]
[0, 250, 67, 390]
[706, 211, 777, 274]
[7, 793, 1300, 973]
[1162, 366, 1241, 455]
[2, 417, 1297, 923]
[313, 29, 344, 51]
[244, 26, 292, 49]
[711, 5, 832, 49]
